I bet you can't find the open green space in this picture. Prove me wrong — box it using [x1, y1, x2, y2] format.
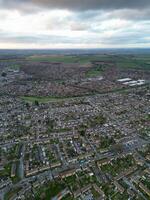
[9, 64, 21, 70]
[111, 192, 129, 200]
[64, 175, 79, 191]
[99, 136, 115, 149]
[20, 83, 150, 104]
[101, 183, 115, 197]
[11, 161, 21, 184]
[116, 60, 150, 70]
[142, 177, 150, 190]
[85, 66, 103, 78]
[91, 187, 100, 198]
[21, 96, 75, 103]
[6, 144, 19, 160]
[4, 187, 22, 200]
[34, 181, 65, 200]
[89, 115, 107, 127]
[115, 55, 150, 70]
[101, 155, 135, 177]
[27, 54, 150, 71]
[27, 54, 113, 64]
[0, 163, 11, 178]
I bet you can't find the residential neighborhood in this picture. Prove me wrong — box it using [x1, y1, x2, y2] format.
[0, 51, 150, 200]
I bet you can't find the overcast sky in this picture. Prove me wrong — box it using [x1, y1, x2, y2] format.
[0, 0, 150, 49]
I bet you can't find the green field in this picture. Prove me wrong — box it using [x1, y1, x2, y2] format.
[85, 66, 103, 77]
[116, 60, 150, 70]
[27, 54, 150, 71]
[10, 64, 21, 70]
[34, 181, 65, 200]
[21, 84, 149, 103]
[101, 155, 134, 177]
[115, 55, 150, 70]
[21, 96, 80, 103]
[27, 54, 113, 64]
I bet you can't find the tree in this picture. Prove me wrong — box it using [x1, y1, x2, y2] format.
[25, 102, 30, 109]
[78, 124, 87, 136]
[1, 72, 7, 77]
[112, 144, 124, 154]
[34, 100, 39, 106]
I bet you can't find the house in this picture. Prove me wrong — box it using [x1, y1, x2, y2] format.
[11, 163, 16, 178]
[114, 180, 125, 194]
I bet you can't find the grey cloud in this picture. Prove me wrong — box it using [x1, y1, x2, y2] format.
[0, 33, 83, 44]
[0, 29, 150, 47]
[70, 22, 90, 31]
[100, 30, 150, 45]
[103, 36, 150, 45]
[1, 0, 150, 11]
[106, 9, 150, 21]
[74, 9, 150, 23]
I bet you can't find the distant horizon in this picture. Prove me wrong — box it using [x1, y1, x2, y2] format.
[1, 48, 150, 57]
[0, 47, 150, 50]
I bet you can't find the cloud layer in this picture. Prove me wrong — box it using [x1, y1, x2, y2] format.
[0, 0, 150, 48]
[1, 0, 150, 11]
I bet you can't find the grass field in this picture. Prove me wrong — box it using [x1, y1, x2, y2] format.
[21, 84, 149, 103]
[27, 54, 150, 71]
[85, 67, 103, 77]
[10, 64, 21, 70]
[116, 60, 150, 70]
[27, 54, 113, 64]
[115, 55, 150, 70]
[21, 96, 80, 103]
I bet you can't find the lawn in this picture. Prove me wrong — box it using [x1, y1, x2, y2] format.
[34, 181, 65, 200]
[21, 96, 74, 103]
[11, 161, 21, 184]
[91, 187, 100, 198]
[85, 66, 103, 78]
[142, 177, 150, 190]
[111, 192, 129, 200]
[64, 175, 79, 191]
[101, 155, 135, 177]
[61, 194, 74, 200]
[101, 183, 115, 197]
[0, 163, 11, 178]
[4, 187, 22, 200]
